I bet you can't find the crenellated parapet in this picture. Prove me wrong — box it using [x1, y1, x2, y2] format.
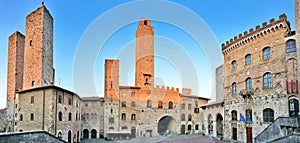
[222, 14, 290, 55]
[153, 85, 179, 93]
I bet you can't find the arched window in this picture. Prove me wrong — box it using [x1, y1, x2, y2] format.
[263, 47, 271, 59]
[109, 117, 114, 123]
[289, 99, 299, 117]
[263, 108, 274, 122]
[181, 103, 185, 110]
[188, 104, 192, 110]
[168, 101, 173, 109]
[231, 110, 237, 121]
[245, 109, 252, 122]
[131, 114, 136, 120]
[286, 39, 296, 53]
[232, 82, 237, 95]
[188, 114, 192, 121]
[263, 72, 272, 88]
[246, 78, 252, 91]
[147, 100, 152, 108]
[58, 112, 62, 121]
[121, 113, 126, 120]
[122, 101, 126, 107]
[131, 101, 135, 107]
[195, 124, 199, 130]
[245, 54, 252, 65]
[181, 114, 185, 121]
[232, 60, 237, 71]
[158, 100, 163, 108]
[20, 114, 23, 121]
[69, 112, 72, 121]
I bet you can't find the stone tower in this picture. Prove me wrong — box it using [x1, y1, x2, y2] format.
[104, 60, 120, 132]
[6, 31, 25, 131]
[135, 18, 154, 89]
[23, 3, 54, 90]
[295, 0, 300, 113]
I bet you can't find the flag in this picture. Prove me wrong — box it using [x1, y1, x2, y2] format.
[247, 112, 252, 122]
[240, 113, 246, 122]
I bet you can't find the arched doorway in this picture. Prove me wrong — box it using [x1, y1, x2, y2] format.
[83, 129, 89, 139]
[157, 116, 176, 135]
[68, 130, 72, 143]
[91, 129, 97, 138]
[216, 113, 223, 137]
[289, 98, 299, 117]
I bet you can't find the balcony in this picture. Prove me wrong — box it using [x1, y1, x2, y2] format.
[239, 89, 254, 98]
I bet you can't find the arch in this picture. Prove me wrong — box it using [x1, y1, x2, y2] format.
[57, 131, 62, 139]
[289, 98, 299, 117]
[157, 115, 176, 135]
[58, 112, 62, 121]
[245, 77, 252, 91]
[83, 129, 89, 139]
[168, 101, 173, 109]
[263, 72, 272, 88]
[147, 100, 152, 108]
[109, 127, 114, 131]
[232, 82, 237, 95]
[121, 113, 126, 120]
[158, 100, 163, 108]
[68, 130, 72, 143]
[245, 54, 252, 65]
[68, 112, 72, 121]
[262, 47, 271, 59]
[286, 39, 296, 53]
[216, 113, 223, 137]
[91, 129, 97, 138]
[131, 114, 136, 120]
[263, 108, 274, 122]
[131, 101, 135, 107]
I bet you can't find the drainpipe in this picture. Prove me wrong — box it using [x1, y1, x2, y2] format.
[42, 89, 45, 130]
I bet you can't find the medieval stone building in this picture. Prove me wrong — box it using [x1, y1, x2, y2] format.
[221, 13, 298, 142]
[103, 18, 210, 139]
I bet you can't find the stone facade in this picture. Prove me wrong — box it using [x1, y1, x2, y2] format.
[215, 65, 224, 102]
[81, 97, 104, 139]
[15, 86, 82, 143]
[103, 18, 209, 140]
[222, 14, 298, 143]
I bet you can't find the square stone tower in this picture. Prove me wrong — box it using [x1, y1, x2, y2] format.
[23, 3, 54, 90]
[6, 31, 25, 128]
[104, 60, 120, 134]
[135, 18, 154, 89]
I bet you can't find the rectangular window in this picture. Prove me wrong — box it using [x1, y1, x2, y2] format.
[30, 96, 34, 104]
[30, 113, 34, 121]
[68, 97, 72, 105]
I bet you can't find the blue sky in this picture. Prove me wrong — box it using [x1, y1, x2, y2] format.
[0, 0, 295, 109]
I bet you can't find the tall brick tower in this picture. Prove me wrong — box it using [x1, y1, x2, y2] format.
[23, 3, 54, 90]
[135, 18, 154, 89]
[6, 31, 25, 131]
[104, 60, 120, 132]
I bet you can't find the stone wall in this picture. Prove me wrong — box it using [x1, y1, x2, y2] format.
[222, 14, 293, 142]
[81, 97, 104, 139]
[0, 130, 67, 143]
[215, 65, 224, 102]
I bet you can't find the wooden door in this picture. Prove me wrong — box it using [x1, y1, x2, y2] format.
[246, 127, 253, 143]
[181, 125, 185, 134]
[232, 127, 237, 140]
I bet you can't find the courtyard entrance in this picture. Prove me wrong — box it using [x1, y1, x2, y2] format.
[157, 116, 176, 135]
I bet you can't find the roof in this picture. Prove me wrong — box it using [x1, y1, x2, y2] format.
[16, 85, 82, 101]
[179, 94, 211, 100]
[200, 100, 224, 109]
